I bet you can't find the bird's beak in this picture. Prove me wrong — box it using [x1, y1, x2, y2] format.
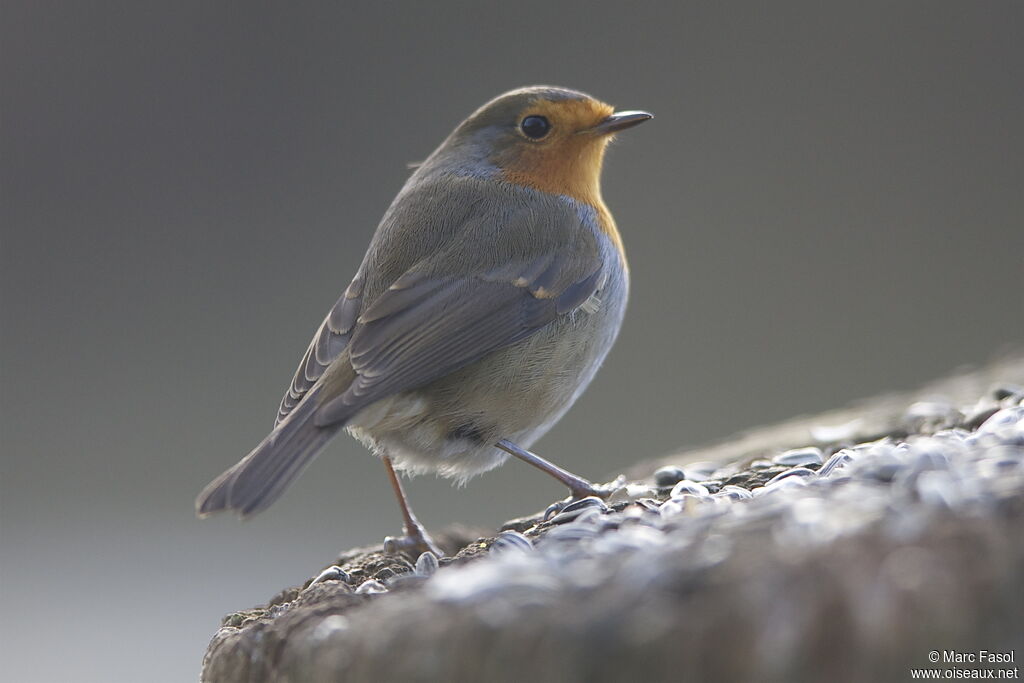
[584, 110, 654, 136]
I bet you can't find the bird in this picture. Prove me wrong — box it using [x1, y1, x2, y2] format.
[196, 86, 652, 557]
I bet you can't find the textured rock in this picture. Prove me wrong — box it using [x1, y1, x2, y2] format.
[202, 355, 1024, 683]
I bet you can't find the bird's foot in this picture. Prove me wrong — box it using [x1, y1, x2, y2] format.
[566, 475, 625, 501]
[383, 522, 444, 559]
[496, 439, 625, 501]
[543, 475, 627, 519]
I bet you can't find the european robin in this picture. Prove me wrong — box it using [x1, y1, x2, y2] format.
[196, 86, 652, 556]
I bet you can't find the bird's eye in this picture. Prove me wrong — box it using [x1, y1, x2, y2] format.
[520, 115, 551, 139]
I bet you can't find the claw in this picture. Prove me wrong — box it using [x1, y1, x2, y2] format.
[383, 525, 444, 559]
[567, 476, 624, 501]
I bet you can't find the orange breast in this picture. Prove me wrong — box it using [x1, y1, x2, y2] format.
[494, 97, 626, 264]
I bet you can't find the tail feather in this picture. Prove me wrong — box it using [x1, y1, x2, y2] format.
[196, 387, 343, 518]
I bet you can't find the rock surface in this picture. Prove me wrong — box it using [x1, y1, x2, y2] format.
[202, 356, 1024, 683]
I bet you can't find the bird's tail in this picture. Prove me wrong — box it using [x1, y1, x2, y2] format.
[195, 386, 343, 518]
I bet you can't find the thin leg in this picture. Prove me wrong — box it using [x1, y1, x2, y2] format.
[496, 439, 613, 500]
[381, 455, 444, 558]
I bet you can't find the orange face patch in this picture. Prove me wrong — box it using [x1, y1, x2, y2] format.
[493, 96, 625, 257]
[494, 97, 616, 207]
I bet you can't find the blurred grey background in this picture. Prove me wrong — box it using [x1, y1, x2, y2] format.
[2, 2, 1022, 681]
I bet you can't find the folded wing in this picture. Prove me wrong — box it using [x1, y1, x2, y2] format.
[314, 247, 605, 426]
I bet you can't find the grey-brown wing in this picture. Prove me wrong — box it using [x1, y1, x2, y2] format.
[313, 249, 605, 426]
[275, 276, 363, 426]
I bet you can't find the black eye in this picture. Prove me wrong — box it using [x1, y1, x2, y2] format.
[520, 115, 550, 139]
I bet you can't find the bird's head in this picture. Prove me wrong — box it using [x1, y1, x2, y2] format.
[435, 86, 652, 206]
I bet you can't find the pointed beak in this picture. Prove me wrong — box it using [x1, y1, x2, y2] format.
[585, 110, 654, 136]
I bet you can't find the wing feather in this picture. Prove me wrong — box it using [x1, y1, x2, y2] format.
[275, 275, 363, 425]
[313, 253, 604, 427]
